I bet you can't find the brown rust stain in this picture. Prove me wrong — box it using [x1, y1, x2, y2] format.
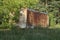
[27, 9, 49, 27]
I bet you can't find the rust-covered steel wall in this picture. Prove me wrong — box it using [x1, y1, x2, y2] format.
[27, 9, 49, 28]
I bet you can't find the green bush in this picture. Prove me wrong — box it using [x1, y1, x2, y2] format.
[0, 0, 39, 29]
[0, 0, 60, 29]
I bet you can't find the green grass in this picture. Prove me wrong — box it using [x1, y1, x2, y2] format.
[0, 27, 60, 40]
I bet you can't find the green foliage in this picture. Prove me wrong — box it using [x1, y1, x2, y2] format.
[48, 1, 60, 27]
[0, 28, 60, 40]
[49, 13, 56, 27]
[0, 0, 60, 29]
[0, 0, 39, 29]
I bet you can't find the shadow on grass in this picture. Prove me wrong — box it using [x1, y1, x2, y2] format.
[0, 27, 60, 40]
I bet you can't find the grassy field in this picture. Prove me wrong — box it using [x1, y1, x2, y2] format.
[0, 27, 60, 40]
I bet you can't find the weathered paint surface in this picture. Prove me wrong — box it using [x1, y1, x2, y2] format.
[19, 8, 27, 28]
[19, 8, 49, 28]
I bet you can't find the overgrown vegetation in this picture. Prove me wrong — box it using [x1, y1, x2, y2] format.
[0, 0, 60, 28]
[0, 28, 60, 40]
